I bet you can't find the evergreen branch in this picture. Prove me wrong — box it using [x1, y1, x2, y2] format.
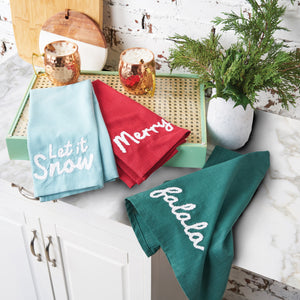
[168, 0, 299, 109]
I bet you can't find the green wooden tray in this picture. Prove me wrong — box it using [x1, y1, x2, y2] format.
[6, 71, 207, 168]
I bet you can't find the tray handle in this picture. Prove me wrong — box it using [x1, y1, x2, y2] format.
[11, 183, 39, 201]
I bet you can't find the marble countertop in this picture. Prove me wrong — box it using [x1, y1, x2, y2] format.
[1, 55, 300, 290]
[236, 112, 300, 289]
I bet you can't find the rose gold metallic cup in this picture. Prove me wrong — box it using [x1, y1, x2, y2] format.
[32, 40, 80, 86]
[118, 47, 156, 96]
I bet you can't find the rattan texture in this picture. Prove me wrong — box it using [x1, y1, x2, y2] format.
[13, 74, 203, 144]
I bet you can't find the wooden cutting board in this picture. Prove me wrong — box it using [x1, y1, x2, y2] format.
[39, 10, 107, 70]
[10, 0, 103, 66]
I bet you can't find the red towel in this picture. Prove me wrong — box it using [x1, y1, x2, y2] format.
[92, 80, 190, 187]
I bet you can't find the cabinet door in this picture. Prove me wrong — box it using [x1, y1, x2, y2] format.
[39, 219, 69, 300]
[0, 180, 54, 300]
[0, 206, 38, 300]
[1, 180, 150, 300]
[24, 215, 55, 300]
[50, 218, 151, 300]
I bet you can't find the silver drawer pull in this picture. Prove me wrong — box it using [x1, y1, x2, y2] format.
[45, 236, 57, 267]
[30, 230, 42, 262]
[11, 183, 39, 201]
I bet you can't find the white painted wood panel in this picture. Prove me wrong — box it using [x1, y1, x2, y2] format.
[58, 230, 127, 300]
[0, 211, 37, 300]
[24, 215, 55, 300]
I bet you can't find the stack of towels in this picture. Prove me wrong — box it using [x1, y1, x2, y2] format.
[92, 80, 190, 187]
[27, 78, 270, 300]
[27, 79, 190, 201]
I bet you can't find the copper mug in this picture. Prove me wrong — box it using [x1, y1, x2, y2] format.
[119, 47, 155, 96]
[32, 40, 81, 86]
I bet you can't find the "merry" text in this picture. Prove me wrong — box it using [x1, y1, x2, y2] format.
[113, 118, 174, 153]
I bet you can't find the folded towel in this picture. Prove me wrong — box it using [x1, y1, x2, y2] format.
[92, 80, 190, 187]
[27, 80, 118, 202]
[125, 146, 270, 300]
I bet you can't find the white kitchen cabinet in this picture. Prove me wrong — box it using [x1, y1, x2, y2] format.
[0, 177, 188, 300]
[0, 184, 56, 300]
[0, 204, 39, 300]
[39, 209, 151, 300]
[0, 178, 151, 300]
[24, 214, 67, 300]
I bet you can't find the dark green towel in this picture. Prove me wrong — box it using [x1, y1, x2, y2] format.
[125, 146, 270, 300]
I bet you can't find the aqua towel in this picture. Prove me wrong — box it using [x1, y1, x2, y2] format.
[27, 80, 118, 202]
[125, 146, 270, 300]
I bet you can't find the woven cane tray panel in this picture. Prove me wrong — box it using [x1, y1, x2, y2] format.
[12, 73, 203, 145]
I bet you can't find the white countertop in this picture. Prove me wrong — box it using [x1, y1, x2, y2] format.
[1, 55, 300, 290]
[236, 112, 300, 288]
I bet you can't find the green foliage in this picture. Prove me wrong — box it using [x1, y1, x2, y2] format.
[168, 0, 300, 109]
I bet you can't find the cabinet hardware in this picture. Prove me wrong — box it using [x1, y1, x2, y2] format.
[45, 236, 57, 267]
[11, 183, 58, 203]
[30, 230, 42, 262]
[11, 183, 39, 201]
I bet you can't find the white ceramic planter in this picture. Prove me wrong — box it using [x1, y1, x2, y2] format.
[207, 97, 254, 150]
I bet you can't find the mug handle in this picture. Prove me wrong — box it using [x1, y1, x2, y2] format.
[31, 53, 45, 77]
[145, 68, 156, 97]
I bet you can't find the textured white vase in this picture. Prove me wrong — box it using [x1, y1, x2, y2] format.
[207, 97, 254, 150]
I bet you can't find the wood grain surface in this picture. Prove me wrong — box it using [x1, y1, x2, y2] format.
[41, 10, 106, 48]
[10, 0, 103, 64]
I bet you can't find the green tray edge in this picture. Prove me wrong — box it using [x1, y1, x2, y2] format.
[6, 73, 37, 160]
[6, 71, 207, 168]
[164, 84, 207, 168]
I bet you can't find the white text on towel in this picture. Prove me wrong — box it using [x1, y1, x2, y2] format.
[150, 187, 208, 251]
[33, 137, 94, 180]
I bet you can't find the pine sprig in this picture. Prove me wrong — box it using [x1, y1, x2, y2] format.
[168, 0, 300, 109]
[168, 32, 223, 89]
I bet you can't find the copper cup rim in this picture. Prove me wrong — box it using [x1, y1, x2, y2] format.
[44, 40, 79, 58]
[120, 47, 155, 65]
